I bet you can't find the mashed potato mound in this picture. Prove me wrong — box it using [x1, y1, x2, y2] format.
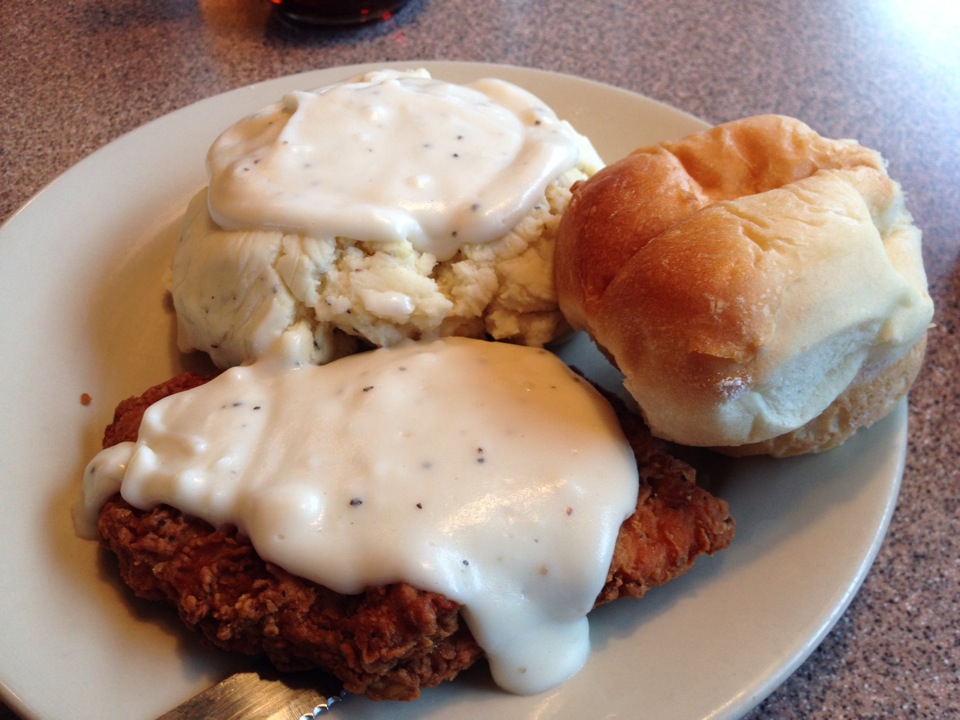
[172, 158, 600, 368]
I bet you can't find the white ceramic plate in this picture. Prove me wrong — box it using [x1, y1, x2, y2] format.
[0, 62, 905, 720]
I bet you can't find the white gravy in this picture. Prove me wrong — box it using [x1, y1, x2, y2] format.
[205, 69, 587, 261]
[77, 336, 639, 695]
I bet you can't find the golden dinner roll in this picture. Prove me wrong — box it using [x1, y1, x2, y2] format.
[555, 115, 933, 456]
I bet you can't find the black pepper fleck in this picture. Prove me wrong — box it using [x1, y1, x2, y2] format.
[416, 502, 423, 509]
[350, 498, 363, 507]
[362, 385, 374, 392]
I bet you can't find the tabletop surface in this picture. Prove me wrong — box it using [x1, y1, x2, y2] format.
[1, 1, 958, 718]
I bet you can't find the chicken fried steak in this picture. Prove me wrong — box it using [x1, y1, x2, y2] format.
[95, 373, 734, 701]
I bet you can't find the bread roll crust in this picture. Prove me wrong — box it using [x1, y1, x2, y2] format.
[723, 334, 927, 456]
[557, 115, 889, 332]
[556, 115, 933, 455]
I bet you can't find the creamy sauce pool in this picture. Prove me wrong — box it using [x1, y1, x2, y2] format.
[205, 69, 587, 261]
[77, 337, 639, 694]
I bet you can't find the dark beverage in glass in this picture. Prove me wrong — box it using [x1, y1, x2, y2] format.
[272, 0, 411, 25]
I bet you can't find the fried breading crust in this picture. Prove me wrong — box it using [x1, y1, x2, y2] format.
[598, 395, 735, 605]
[96, 373, 734, 700]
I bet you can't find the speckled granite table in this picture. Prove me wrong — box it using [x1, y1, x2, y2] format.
[1, 1, 957, 718]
